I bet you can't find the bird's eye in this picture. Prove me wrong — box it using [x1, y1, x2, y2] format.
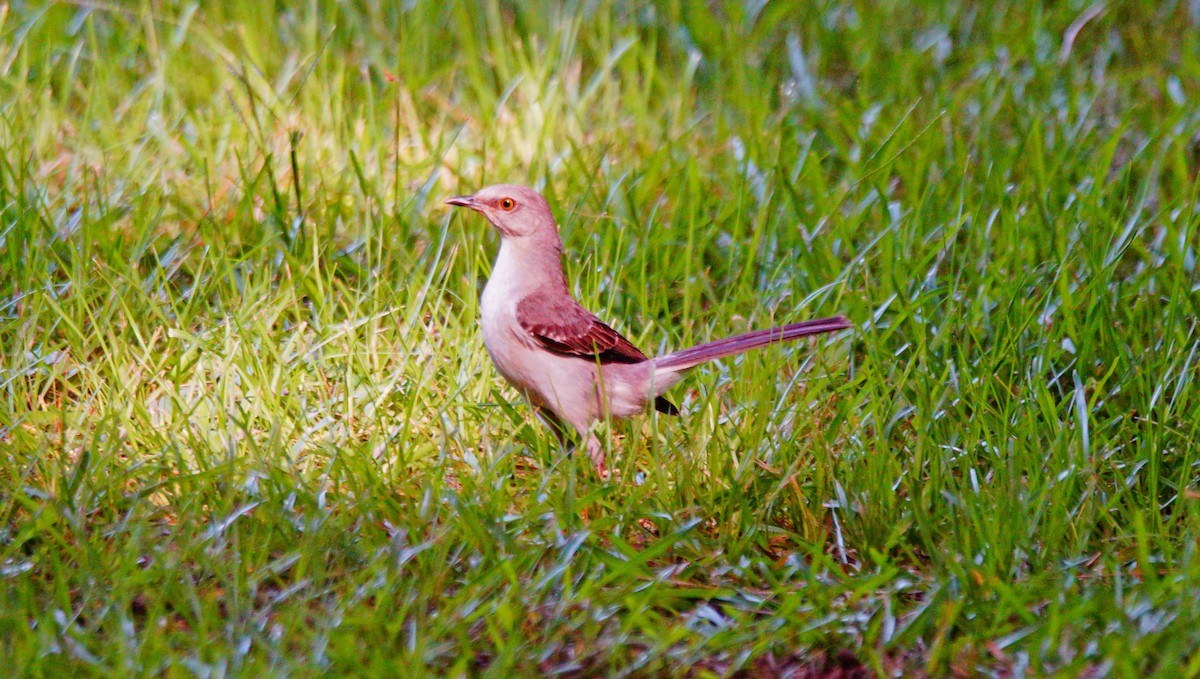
[499, 197, 516, 211]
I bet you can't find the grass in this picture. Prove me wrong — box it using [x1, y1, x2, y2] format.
[2, 0, 1199, 675]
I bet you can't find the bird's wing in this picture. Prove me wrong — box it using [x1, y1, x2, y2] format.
[515, 290, 648, 364]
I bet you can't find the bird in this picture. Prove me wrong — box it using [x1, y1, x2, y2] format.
[446, 184, 850, 472]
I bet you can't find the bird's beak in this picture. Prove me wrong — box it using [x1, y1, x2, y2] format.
[445, 195, 481, 211]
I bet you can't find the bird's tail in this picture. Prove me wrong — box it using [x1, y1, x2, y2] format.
[651, 315, 851, 373]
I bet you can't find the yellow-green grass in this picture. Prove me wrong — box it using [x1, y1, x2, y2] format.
[2, 1, 1198, 675]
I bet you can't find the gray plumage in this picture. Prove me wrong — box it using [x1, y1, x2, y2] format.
[447, 184, 850, 472]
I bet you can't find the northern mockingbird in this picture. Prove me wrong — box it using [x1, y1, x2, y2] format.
[447, 184, 850, 471]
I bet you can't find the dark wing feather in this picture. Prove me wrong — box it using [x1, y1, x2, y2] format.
[516, 291, 680, 415]
[515, 290, 648, 364]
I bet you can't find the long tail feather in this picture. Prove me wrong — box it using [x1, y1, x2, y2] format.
[652, 315, 851, 373]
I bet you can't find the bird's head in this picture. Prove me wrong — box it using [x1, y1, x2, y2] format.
[446, 184, 557, 239]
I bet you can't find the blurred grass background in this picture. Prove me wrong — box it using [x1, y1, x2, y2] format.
[2, 0, 1199, 675]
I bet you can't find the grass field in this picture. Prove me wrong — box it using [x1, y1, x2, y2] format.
[2, 1, 1199, 676]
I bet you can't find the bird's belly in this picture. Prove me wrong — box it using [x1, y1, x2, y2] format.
[480, 313, 597, 419]
[479, 299, 660, 428]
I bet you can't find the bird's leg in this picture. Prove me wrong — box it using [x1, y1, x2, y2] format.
[585, 432, 606, 475]
[535, 406, 580, 465]
[535, 406, 570, 444]
[538, 406, 608, 476]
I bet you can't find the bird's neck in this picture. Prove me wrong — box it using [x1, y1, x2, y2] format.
[486, 233, 569, 302]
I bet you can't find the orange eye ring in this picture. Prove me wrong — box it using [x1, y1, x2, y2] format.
[499, 197, 516, 211]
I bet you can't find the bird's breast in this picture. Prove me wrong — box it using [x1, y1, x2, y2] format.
[479, 285, 538, 386]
